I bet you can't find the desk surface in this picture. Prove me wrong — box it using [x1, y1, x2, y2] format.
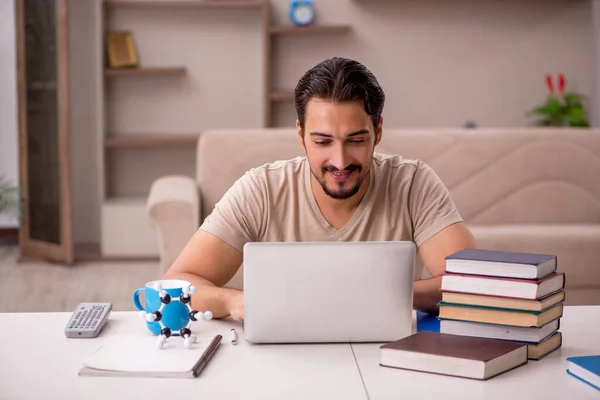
[0, 311, 366, 400]
[353, 305, 600, 400]
[1, 306, 599, 399]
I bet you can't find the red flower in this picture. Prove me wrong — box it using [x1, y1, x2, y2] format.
[558, 73, 565, 94]
[546, 74, 554, 95]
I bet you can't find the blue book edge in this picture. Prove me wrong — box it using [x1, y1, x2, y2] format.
[416, 311, 440, 333]
[566, 369, 600, 391]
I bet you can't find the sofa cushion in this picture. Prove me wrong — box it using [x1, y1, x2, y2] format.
[377, 128, 600, 225]
[196, 129, 301, 219]
[469, 224, 600, 290]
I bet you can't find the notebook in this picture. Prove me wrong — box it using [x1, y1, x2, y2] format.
[78, 333, 222, 379]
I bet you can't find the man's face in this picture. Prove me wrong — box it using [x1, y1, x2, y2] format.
[297, 98, 382, 200]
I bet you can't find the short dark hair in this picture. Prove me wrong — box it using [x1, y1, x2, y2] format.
[294, 57, 385, 135]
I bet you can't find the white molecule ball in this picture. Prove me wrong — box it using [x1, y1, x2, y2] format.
[153, 282, 162, 291]
[183, 284, 197, 295]
[140, 310, 147, 319]
[146, 313, 156, 322]
[204, 311, 213, 320]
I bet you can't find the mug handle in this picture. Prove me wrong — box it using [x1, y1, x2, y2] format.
[133, 288, 145, 311]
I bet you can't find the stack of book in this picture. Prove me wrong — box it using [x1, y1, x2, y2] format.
[438, 248, 565, 361]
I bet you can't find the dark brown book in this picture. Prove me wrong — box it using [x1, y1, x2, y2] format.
[380, 331, 528, 380]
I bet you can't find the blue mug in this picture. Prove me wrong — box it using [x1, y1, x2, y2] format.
[133, 279, 196, 335]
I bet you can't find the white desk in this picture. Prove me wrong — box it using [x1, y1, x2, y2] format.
[0, 312, 366, 400]
[0, 306, 598, 399]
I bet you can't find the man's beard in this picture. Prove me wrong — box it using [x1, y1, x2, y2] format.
[312, 163, 367, 200]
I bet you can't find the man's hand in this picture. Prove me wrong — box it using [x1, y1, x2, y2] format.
[415, 221, 477, 313]
[163, 230, 244, 319]
[226, 291, 244, 322]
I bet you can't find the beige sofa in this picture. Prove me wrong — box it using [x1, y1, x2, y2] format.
[147, 128, 600, 305]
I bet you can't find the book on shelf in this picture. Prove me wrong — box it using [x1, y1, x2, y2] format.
[379, 331, 528, 381]
[444, 248, 557, 279]
[440, 272, 565, 300]
[440, 291, 565, 312]
[78, 333, 223, 378]
[437, 302, 563, 328]
[566, 355, 600, 391]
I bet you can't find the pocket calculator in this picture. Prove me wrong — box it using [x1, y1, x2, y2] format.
[64, 302, 112, 338]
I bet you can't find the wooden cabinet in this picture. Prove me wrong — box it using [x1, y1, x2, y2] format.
[16, 0, 74, 264]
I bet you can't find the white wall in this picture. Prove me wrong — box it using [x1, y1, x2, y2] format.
[0, 1, 19, 228]
[63, 0, 596, 246]
[270, 0, 592, 128]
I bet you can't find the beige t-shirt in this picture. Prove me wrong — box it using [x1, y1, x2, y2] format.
[199, 153, 464, 280]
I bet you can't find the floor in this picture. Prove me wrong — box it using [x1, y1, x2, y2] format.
[0, 245, 160, 313]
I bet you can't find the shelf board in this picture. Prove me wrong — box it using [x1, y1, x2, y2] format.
[104, 0, 266, 8]
[104, 135, 199, 148]
[271, 91, 294, 102]
[269, 24, 352, 36]
[104, 67, 186, 77]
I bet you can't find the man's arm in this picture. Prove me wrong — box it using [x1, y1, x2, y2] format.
[413, 221, 477, 314]
[162, 229, 244, 321]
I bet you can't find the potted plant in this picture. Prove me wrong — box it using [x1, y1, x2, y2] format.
[528, 73, 589, 127]
[0, 175, 21, 221]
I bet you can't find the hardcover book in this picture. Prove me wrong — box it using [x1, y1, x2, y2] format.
[445, 249, 556, 279]
[440, 291, 565, 312]
[441, 272, 565, 300]
[437, 302, 563, 328]
[566, 355, 600, 391]
[440, 318, 560, 343]
[380, 331, 528, 381]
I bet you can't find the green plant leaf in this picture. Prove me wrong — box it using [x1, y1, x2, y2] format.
[0, 174, 21, 218]
[566, 106, 589, 127]
[530, 98, 562, 117]
[563, 92, 586, 106]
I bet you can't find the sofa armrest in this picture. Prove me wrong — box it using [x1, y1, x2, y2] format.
[147, 175, 200, 274]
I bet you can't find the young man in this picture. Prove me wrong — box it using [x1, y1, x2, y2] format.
[163, 57, 477, 321]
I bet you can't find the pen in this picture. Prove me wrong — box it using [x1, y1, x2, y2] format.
[230, 328, 238, 345]
[192, 334, 222, 378]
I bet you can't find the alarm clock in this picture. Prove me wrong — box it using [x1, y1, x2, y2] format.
[289, 0, 315, 27]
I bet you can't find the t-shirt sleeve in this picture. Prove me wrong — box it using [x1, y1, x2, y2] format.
[198, 169, 267, 252]
[408, 161, 464, 247]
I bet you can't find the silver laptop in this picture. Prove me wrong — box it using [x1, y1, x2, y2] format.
[242, 241, 416, 344]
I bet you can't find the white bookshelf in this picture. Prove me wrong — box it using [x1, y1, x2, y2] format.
[93, 0, 354, 257]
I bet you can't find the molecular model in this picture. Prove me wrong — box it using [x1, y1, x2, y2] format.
[140, 282, 213, 349]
